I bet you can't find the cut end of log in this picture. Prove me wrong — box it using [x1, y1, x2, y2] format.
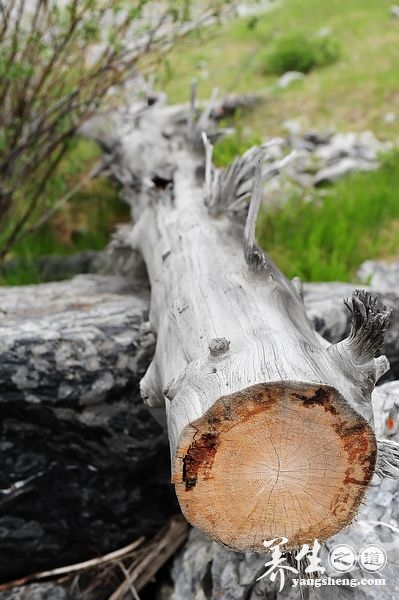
[172, 382, 376, 552]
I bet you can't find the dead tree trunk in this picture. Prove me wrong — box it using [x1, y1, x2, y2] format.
[105, 96, 399, 554]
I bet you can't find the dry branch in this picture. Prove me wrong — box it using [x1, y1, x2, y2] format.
[0, 515, 189, 599]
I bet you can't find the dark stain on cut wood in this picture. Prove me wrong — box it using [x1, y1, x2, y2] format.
[343, 474, 369, 486]
[335, 421, 376, 467]
[334, 421, 367, 438]
[182, 432, 219, 491]
[330, 490, 352, 517]
[240, 389, 279, 420]
[294, 387, 338, 415]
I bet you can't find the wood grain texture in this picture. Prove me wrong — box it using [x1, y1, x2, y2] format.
[103, 97, 392, 551]
[174, 382, 376, 551]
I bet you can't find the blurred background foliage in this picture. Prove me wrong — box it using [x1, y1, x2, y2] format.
[1, 0, 399, 284]
[0, 0, 227, 282]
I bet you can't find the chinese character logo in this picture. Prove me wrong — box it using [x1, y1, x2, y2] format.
[257, 537, 325, 592]
[358, 544, 387, 573]
[329, 544, 357, 572]
[328, 543, 387, 573]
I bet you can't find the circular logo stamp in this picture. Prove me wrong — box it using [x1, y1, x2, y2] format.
[329, 544, 357, 572]
[358, 544, 387, 573]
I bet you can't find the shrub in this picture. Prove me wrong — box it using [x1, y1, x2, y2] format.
[0, 0, 224, 261]
[263, 32, 341, 75]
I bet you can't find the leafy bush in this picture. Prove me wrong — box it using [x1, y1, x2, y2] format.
[0, 0, 222, 262]
[263, 32, 341, 75]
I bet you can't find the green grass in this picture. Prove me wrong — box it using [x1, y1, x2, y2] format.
[213, 117, 262, 166]
[257, 152, 399, 282]
[158, 0, 399, 139]
[1, 137, 130, 285]
[261, 32, 341, 76]
[5, 0, 399, 284]
[156, 0, 399, 282]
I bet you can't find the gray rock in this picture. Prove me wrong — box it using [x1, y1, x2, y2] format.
[313, 157, 379, 186]
[314, 131, 391, 165]
[302, 129, 334, 146]
[384, 112, 396, 124]
[0, 583, 70, 600]
[0, 274, 178, 582]
[286, 149, 320, 175]
[357, 260, 399, 294]
[258, 127, 392, 197]
[314, 132, 358, 163]
[276, 71, 305, 89]
[358, 131, 392, 157]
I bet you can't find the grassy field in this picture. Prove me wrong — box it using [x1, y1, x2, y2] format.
[159, 0, 399, 139]
[156, 0, 399, 282]
[4, 0, 399, 284]
[257, 152, 399, 281]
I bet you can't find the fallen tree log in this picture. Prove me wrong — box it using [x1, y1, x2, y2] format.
[1, 271, 398, 597]
[169, 380, 399, 600]
[1, 94, 399, 595]
[107, 97, 399, 553]
[5, 270, 399, 583]
[1, 275, 399, 406]
[0, 274, 178, 581]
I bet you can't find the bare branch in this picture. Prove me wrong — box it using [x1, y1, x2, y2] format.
[0, 538, 145, 591]
[187, 79, 198, 139]
[0, 0, 227, 257]
[188, 86, 219, 147]
[202, 131, 213, 200]
[244, 157, 266, 270]
[343, 290, 392, 362]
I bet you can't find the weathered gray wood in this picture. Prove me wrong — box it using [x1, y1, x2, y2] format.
[0, 274, 178, 582]
[105, 97, 398, 553]
[304, 281, 399, 381]
[2, 274, 399, 405]
[0, 274, 150, 405]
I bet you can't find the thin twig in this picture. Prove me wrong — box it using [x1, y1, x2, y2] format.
[24, 156, 107, 236]
[116, 561, 141, 600]
[0, 538, 145, 591]
[108, 516, 189, 600]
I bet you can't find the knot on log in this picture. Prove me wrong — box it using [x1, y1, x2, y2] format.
[208, 338, 230, 357]
[138, 322, 157, 358]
